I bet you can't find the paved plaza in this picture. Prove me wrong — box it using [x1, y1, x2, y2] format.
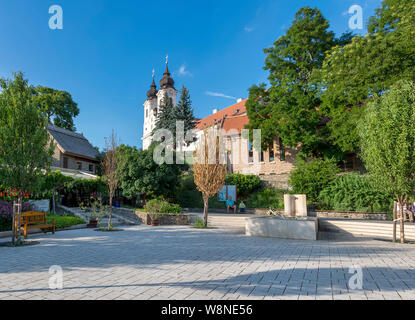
[1, 226, 415, 300]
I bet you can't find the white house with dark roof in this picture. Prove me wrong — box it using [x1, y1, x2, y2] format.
[47, 124, 99, 177]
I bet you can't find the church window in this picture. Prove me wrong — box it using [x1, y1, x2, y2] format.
[146, 109, 148, 118]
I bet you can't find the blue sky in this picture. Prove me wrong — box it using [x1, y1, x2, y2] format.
[0, 0, 382, 150]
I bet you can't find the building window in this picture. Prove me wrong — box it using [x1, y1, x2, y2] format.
[279, 138, 286, 161]
[95, 166, 99, 174]
[89, 164, 93, 172]
[77, 162, 82, 170]
[260, 151, 264, 163]
[269, 147, 275, 162]
[248, 141, 253, 163]
[146, 109, 148, 118]
[63, 157, 68, 169]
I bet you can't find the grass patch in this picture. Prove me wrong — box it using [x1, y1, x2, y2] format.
[46, 214, 85, 230]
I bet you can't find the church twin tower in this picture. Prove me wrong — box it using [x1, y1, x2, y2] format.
[142, 58, 178, 150]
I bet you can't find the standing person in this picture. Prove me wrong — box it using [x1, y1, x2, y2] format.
[226, 196, 236, 214]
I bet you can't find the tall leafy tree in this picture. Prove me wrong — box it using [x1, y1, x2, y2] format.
[358, 80, 415, 244]
[0, 72, 54, 245]
[34, 86, 79, 131]
[175, 85, 195, 146]
[246, 7, 350, 158]
[319, 0, 415, 153]
[118, 144, 186, 201]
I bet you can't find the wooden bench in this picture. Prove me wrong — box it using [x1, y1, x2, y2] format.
[14, 211, 55, 238]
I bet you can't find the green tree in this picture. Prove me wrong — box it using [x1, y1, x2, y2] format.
[34, 86, 79, 131]
[0, 72, 54, 245]
[246, 7, 350, 158]
[42, 171, 71, 214]
[318, 0, 415, 153]
[225, 174, 263, 201]
[175, 85, 195, 146]
[358, 80, 415, 243]
[118, 144, 186, 201]
[289, 158, 340, 203]
[153, 92, 175, 135]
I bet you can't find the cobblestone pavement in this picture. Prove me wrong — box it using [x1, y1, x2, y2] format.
[1, 226, 415, 300]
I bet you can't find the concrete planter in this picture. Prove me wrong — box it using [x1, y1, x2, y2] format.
[29, 199, 50, 212]
[246, 216, 318, 241]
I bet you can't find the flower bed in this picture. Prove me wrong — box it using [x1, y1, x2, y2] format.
[0, 201, 33, 231]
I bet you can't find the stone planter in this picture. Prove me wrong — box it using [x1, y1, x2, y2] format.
[246, 216, 319, 241]
[151, 220, 160, 227]
[135, 211, 191, 226]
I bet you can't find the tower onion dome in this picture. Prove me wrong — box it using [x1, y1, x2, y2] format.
[159, 60, 175, 89]
[147, 73, 158, 100]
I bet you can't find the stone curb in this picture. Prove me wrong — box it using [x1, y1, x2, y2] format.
[0, 224, 88, 239]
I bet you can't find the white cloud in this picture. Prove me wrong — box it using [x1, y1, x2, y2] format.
[206, 91, 237, 100]
[244, 26, 254, 32]
[177, 64, 193, 77]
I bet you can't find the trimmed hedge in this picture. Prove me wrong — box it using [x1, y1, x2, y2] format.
[319, 173, 392, 213]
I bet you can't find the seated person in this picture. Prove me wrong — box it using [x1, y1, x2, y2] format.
[226, 196, 236, 214]
[239, 201, 246, 213]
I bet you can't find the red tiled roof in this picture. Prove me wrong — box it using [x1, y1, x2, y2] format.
[222, 115, 250, 134]
[195, 99, 248, 130]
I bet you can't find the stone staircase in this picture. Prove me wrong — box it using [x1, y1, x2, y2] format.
[319, 219, 415, 241]
[207, 214, 251, 231]
[58, 205, 138, 226]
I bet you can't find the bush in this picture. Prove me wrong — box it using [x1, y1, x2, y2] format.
[0, 201, 34, 231]
[144, 199, 182, 215]
[319, 173, 392, 212]
[225, 174, 263, 200]
[289, 158, 340, 203]
[193, 218, 207, 229]
[246, 188, 286, 209]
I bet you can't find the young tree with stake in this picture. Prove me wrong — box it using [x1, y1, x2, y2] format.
[359, 80, 415, 243]
[0, 72, 54, 245]
[193, 129, 227, 226]
[103, 130, 121, 230]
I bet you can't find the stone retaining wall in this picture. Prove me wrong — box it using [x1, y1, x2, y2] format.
[184, 208, 390, 221]
[309, 210, 390, 221]
[135, 211, 191, 226]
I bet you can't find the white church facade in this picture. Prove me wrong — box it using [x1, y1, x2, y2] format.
[142, 60, 178, 150]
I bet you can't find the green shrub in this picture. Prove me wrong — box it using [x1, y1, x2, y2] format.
[246, 188, 286, 209]
[144, 199, 182, 215]
[193, 218, 207, 229]
[225, 174, 263, 200]
[289, 158, 340, 203]
[319, 173, 392, 212]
